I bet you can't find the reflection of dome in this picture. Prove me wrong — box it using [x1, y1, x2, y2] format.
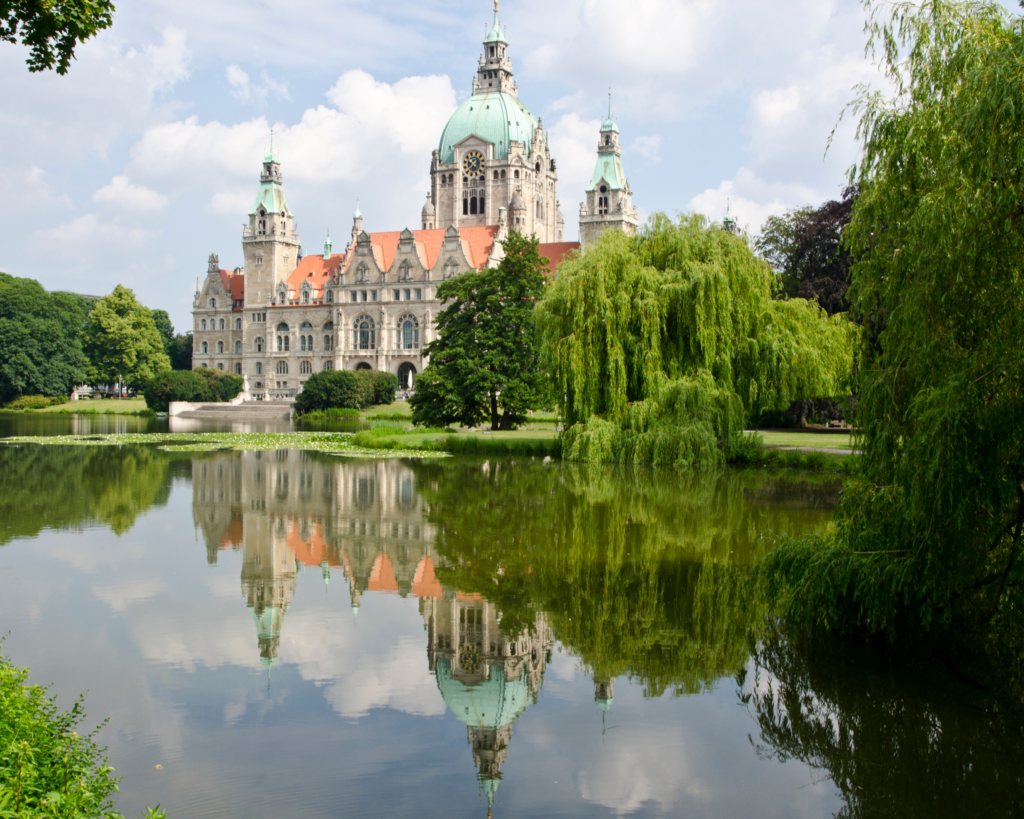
[436, 659, 531, 729]
[438, 92, 538, 164]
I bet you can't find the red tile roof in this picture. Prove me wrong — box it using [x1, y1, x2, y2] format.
[537, 242, 580, 275]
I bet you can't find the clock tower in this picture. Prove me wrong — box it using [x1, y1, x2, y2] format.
[426, 1, 563, 241]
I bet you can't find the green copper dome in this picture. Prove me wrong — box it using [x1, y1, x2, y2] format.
[435, 659, 531, 729]
[600, 117, 619, 134]
[438, 91, 537, 164]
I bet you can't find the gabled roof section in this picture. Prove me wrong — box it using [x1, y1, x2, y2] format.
[284, 253, 345, 299]
[349, 226, 498, 272]
[537, 242, 580, 275]
[586, 155, 627, 192]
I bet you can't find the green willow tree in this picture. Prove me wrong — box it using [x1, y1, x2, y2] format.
[751, 1, 1024, 670]
[411, 231, 546, 430]
[82, 285, 170, 392]
[537, 216, 854, 466]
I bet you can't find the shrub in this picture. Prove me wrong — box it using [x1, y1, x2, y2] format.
[299, 407, 361, 420]
[295, 370, 399, 414]
[0, 651, 121, 818]
[3, 395, 68, 411]
[143, 368, 242, 412]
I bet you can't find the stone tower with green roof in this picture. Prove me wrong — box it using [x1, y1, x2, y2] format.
[242, 143, 301, 309]
[579, 96, 639, 247]
[427, 1, 564, 241]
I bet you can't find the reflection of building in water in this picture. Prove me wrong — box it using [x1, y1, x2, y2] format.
[192, 452, 436, 666]
[192, 452, 552, 807]
[422, 594, 553, 811]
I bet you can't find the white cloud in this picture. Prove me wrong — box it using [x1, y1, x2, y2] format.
[549, 113, 602, 214]
[33, 214, 150, 255]
[631, 135, 662, 162]
[93, 176, 169, 211]
[206, 190, 253, 215]
[225, 64, 291, 104]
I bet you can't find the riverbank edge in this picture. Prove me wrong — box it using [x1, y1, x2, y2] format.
[358, 432, 857, 471]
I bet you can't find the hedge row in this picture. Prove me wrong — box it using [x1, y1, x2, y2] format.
[142, 368, 243, 412]
[2, 394, 68, 410]
[295, 370, 398, 414]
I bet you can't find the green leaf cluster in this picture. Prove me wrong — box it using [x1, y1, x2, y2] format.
[537, 215, 855, 466]
[294, 370, 397, 414]
[142, 369, 242, 413]
[410, 231, 547, 431]
[751, 0, 1024, 664]
[0, 651, 122, 818]
[0, 273, 90, 406]
[0, 0, 115, 75]
[82, 286, 170, 391]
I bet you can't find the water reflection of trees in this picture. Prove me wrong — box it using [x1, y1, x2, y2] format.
[410, 459, 839, 696]
[744, 630, 1024, 817]
[0, 444, 177, 543]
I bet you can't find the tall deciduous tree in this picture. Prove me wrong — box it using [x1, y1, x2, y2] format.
[151, 309, 174, 347]
[167, 333, 193, 370]
[411, 231, 547, 431]
[0, 272, 89, 404]
[752, 1, 1024, 671]
[537, 216, 855, 466]
[82, 285, 170, 391]
[1, 0, 115, 74]
[757, 188, 857, 317]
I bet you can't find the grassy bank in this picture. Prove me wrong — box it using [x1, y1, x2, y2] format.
[756, 430, 854, 450]
[36, 398, 152, 416]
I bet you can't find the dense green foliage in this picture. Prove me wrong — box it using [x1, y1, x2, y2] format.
[0, 273, 90, 406]
[537, 216, 854, 467]
[3, 394, 68, 410]
[165, 334, 192, 371]
[294, 370, 397, 414]
[756, 187, 856, 316]
[751, 1, 1024, 670]
[410, 231, 546, 431]
[82, 286, 170, 391]
[0, 0, 115, 74]
[142, 368, 242, 412]
[0, 651, 122, 817]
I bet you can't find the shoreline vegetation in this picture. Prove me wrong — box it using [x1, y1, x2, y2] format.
[0, 650, 165, 819]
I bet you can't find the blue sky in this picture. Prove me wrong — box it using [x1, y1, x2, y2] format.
[1, 0, 892, 330]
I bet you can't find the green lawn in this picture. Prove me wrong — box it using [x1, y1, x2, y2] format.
[755, 430, 854, 450]
[38, 398, 150, 414]
[363, 401, 412, 417]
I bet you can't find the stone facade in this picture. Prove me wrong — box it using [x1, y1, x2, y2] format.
[191, 4, 640, 397]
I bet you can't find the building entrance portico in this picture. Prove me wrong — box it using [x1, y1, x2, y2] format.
[397, 362, 417, 389]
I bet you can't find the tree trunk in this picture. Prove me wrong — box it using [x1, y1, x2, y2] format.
[490, 389, 499, 431]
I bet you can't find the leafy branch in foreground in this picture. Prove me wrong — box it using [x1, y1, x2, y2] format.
[0, 649, 165, 817]
[0, 0, 115, 74]
[750, 0, 1024, 680]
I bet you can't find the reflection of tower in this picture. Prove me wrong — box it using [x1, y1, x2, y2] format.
[423, 592, 553, 811]
[241, 526, 297, 669]
[595, 677, 615, 735]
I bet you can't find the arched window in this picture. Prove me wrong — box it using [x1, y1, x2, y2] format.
[235, 318, 242, 330]
[217, 341, 224, 353]
[202, 341, 208, 353]
[326, 290, 333, 303]
[300, 335, 307, 352]
[324, 335, 332, 351]
[514, 169, 519, 179]
[276, 361, 288, 375]
[444, 257, 459, 280]
[301, 321, 313, 332]
[217, 363, 223, 370]
[324, 321, 334, 331]
[322, 360, 334, 371]
[235, 363, 242, 375]
[299, 361, 312, 374]
[470, 196, 477, 215]
[354, 316, 375, 350]
[219, 318, 225, 330]
[479, 196, 484, 213]
[501, 170, 506, 180]
[201, 319, 207, 331]
[255, 337, 264, 352]
[399, 314, 419, 350]
[535, 161, 541, 172]
[209, 298, 216, 308]
[235, 341, 242, 354]
[302, 290, 309, 304]
[276, 323, 289, 332]
[493, 171, 499, 181]
[256, 362, 263, 375]
[462, 196, 468, 215]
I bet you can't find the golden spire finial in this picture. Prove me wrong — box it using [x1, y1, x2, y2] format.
[493, 0, 498, 12]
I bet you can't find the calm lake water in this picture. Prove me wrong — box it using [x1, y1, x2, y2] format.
[1, 414, 1021, 818]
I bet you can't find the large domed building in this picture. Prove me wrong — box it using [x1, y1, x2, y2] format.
[191, 2, 638, 395]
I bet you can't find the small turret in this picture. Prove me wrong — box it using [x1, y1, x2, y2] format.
[422, 193, 436, 230]
[323, 231, 332, 259]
